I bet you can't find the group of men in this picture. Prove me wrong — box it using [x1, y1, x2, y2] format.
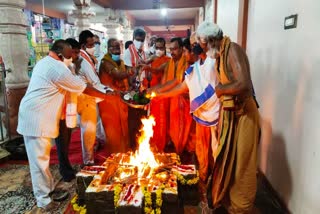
[17, 21, 260, 214]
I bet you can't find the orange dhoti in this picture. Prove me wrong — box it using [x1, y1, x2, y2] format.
[163, 56, 195, 154]
[98, 53, 130, 155]
[99, 95, 129, 155]
[150, 98, 169, 152]
[169, 95, 194, 154]
[147, 56, 170, 152]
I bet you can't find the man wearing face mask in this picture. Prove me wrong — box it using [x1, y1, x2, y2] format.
[149, 37, 193, 156]
[98, 38, 133, 155]
[123, 28, 148, 148]
[17, 40, 111, 212]
[54, 38, 82, 184]
[123, 28, 147, 90]
[198, 22, 259, 214]
[77, 30, 111, 166]
[141, 37, 170, 151]
[146, 35, 157, 58]
[93, 35, 101, 58]
[148, 32, 221, 212]
[183, 37, 198, 66]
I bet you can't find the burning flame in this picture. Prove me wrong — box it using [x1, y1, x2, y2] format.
[145, 91, 156, 99]
[123, 116, 160, 179]
[150, 91, 156, 98]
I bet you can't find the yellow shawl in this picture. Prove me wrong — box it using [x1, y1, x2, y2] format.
[100, 53, 129, 91]
[164, 54, 188, 83]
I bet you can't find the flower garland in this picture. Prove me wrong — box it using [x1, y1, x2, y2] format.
[114, 184, 123, 208]
[71, 195, 87, 214]
[155, 184, 165, 214]
[174, 171, 200, 185]
[142, 186, 154, 214]
[142, 184, 165, 214]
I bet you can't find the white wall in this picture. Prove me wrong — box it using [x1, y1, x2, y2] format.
[205, 0, 214, 22]
[217, 0, 239, 42]
[247, 0, 320, 213]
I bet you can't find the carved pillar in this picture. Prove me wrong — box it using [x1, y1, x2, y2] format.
[105, 23, 121, 40]
[0, 0, 29, 137]
[120, 16, 133, 49]
[122, 28, 133, 43]
[104, 8, 122, 40]
[69, 0, 95, 37]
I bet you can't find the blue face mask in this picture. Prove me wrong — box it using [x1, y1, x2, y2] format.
[111, 54, 120, 61]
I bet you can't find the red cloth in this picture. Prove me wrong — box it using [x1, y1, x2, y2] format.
[50, 128, 108, 165]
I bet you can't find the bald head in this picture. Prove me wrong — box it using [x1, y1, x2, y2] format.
[50, 39, 72, 59]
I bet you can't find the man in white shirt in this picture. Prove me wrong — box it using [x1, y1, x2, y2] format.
[77, 30, 110, 166]
[145, 35, 157, 58]
[122, 28, 149, 148]
[123, 28, 147, 90]
[17, 40, 109, 212]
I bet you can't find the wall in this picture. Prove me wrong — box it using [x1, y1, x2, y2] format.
[204, 0, 214, 22]
[246, 0, 320, 213]
[195, 7, 205, 31]
[216, 0, 239, 42]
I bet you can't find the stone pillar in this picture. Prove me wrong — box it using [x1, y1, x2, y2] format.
[105, 23, 121, 40]
[122, 28, 133, 43]
[104, 8, 122, 41]
[69, 0, 95, 37]
[0, 0, 29, 137]
[121, 16, 133, 47]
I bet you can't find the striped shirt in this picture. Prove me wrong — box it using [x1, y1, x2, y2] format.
[78, 50, 106, 93]
[17, 56, 86, 138]
[185, 57, 220, 127]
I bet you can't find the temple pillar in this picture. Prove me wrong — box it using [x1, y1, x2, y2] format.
[122, 28, 133, 44]
[69, 0, 95, 37]
[0, 0, 29, 137]
[105, 23, 121, 40]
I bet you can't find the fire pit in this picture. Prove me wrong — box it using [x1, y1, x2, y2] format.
[76, 116, 199, 214]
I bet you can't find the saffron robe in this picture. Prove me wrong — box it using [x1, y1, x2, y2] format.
[162, 55, 194, 154]
[98, 53, 129, 155]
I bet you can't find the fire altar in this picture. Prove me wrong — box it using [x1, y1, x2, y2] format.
[76, 116, 199, 214]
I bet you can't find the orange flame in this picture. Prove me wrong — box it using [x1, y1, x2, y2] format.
[121, 116, 160, 180]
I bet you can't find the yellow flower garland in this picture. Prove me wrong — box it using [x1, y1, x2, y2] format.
[174, 171, 199, 185]
[142, 184, 165, 214]
[155, 184, 165, 214]
[142, 186, 154, 214]
[71, 195, 87, 214]
[114, 184, 123, 208]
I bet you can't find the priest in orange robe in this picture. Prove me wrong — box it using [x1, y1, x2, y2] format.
[142, 37, 170, 152]
[98, 38, 133, 155]
[150, 37, 193, 155]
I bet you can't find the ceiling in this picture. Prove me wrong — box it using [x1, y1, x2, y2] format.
[26, 0, 104, 14]
[93, 0, 203, 10]
[25, 0, 203, 38]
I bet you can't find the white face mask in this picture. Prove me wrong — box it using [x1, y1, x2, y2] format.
[133, 40, 143, 50]
[63, 57, 73, 67]
[155, 49, 165, 57]
[86, 47, 95, 55]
